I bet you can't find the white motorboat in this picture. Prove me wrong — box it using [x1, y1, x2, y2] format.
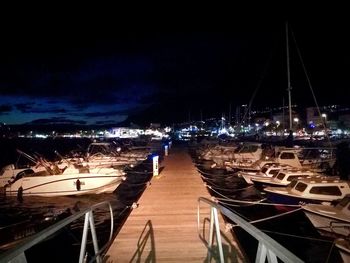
[5, 166, 125, 197]
[251, 168, 318, 188]
[238, 163, 291, 184]
[302, 194, 350, 237]
[273, 147, 335, 173]
[225, 143, 264, 169]
[264, 177, 350, 205]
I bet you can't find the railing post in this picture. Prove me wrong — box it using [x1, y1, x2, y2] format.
[89, 212, 101, 263]
[197, 197, 303, 263]
[79, 212, 90, 263]
[207, 206, 224, 263]
[207, 207, 215, 261]
[213, 207, 224, 263]
[0, 201, 115, 263]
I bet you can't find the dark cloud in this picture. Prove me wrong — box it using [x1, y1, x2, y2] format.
[84, 111, 125, 118]
[0, 54, 156, 107]
[26, 117, 86, 125]
[15, 103, 35, 113]
[83, 105, 146, 118]
[15, 102, 67, 114]
[95, 120, 119, 125]
[0, 104, 12, 114]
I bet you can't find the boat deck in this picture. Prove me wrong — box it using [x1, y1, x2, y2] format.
[105, 145, 243, 262]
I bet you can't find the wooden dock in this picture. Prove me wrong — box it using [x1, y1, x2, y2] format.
[105, 145, 243, 262]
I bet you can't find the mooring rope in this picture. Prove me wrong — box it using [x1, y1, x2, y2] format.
[206, 184, 254, 192]
[249, 208, 302, 224]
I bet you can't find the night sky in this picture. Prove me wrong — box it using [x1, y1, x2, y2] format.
[1, 17, 349, 126]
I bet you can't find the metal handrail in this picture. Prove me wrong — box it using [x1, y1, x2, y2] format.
[0, 201, 114, 263]
[197, 197, 304, 263]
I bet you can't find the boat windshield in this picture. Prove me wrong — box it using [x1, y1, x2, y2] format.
[295, 182, 307, 192]
[269, 169, 280, 176]
[277, 173, 285, 180]
[261, 167, 268, 173]
[289, 180, 298, 188]
[279, 152, 295, 160]
[287, 175, 304, 182]
[234, 145, 259, 153]
[337, 195, 350, 208]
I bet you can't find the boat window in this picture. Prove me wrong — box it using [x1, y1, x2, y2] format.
[309, 186, 342, 196]
[277, 173, 285, 180]
[287, 175, 304, 182]
[268, 169, 280, 175]
[272, 172, 280, 178]
[295, 182, 307, 192]
[290, 180, 298, 188]
[16, 169, 35, 180]
[261, 167, 268, 173]
[280, 152, 295, 159]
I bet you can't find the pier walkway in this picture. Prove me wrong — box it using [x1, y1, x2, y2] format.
[105, 145, 242, 262]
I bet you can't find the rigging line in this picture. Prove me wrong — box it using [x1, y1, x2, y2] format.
[206, 184, 254, 193]
[290, 26, 332, 148]
[241, 41, 274, 126]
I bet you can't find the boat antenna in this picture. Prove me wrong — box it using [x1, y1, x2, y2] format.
[16, 149, 38, 164]
[54, 150, 71, 166]
[286, 21, 293, 131]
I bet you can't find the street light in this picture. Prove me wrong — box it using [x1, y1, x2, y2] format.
[293, 118, 299, 130]
[321, 113, 327, 127]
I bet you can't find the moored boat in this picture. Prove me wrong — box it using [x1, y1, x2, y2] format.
[264, 177, 350, 205]
[251, 168, 319, 189]
[302, 194, 350, 237]
[5, 166, 125, 197]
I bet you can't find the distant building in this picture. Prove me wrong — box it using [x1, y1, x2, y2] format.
[306, 107, 324, 127]
[272, 111, 299, 130]
[338, 114, 350, 129]
[107, 127, 141, 138]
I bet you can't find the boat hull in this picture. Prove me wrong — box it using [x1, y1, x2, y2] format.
[264, 190, 337, 206]
[5, 173, 123, 197]
[303, 207, 350, 237]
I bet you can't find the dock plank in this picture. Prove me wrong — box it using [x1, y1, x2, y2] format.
[105, 146, 243, 262]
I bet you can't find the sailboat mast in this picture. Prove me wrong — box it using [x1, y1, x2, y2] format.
[286, 22, 292, 130]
